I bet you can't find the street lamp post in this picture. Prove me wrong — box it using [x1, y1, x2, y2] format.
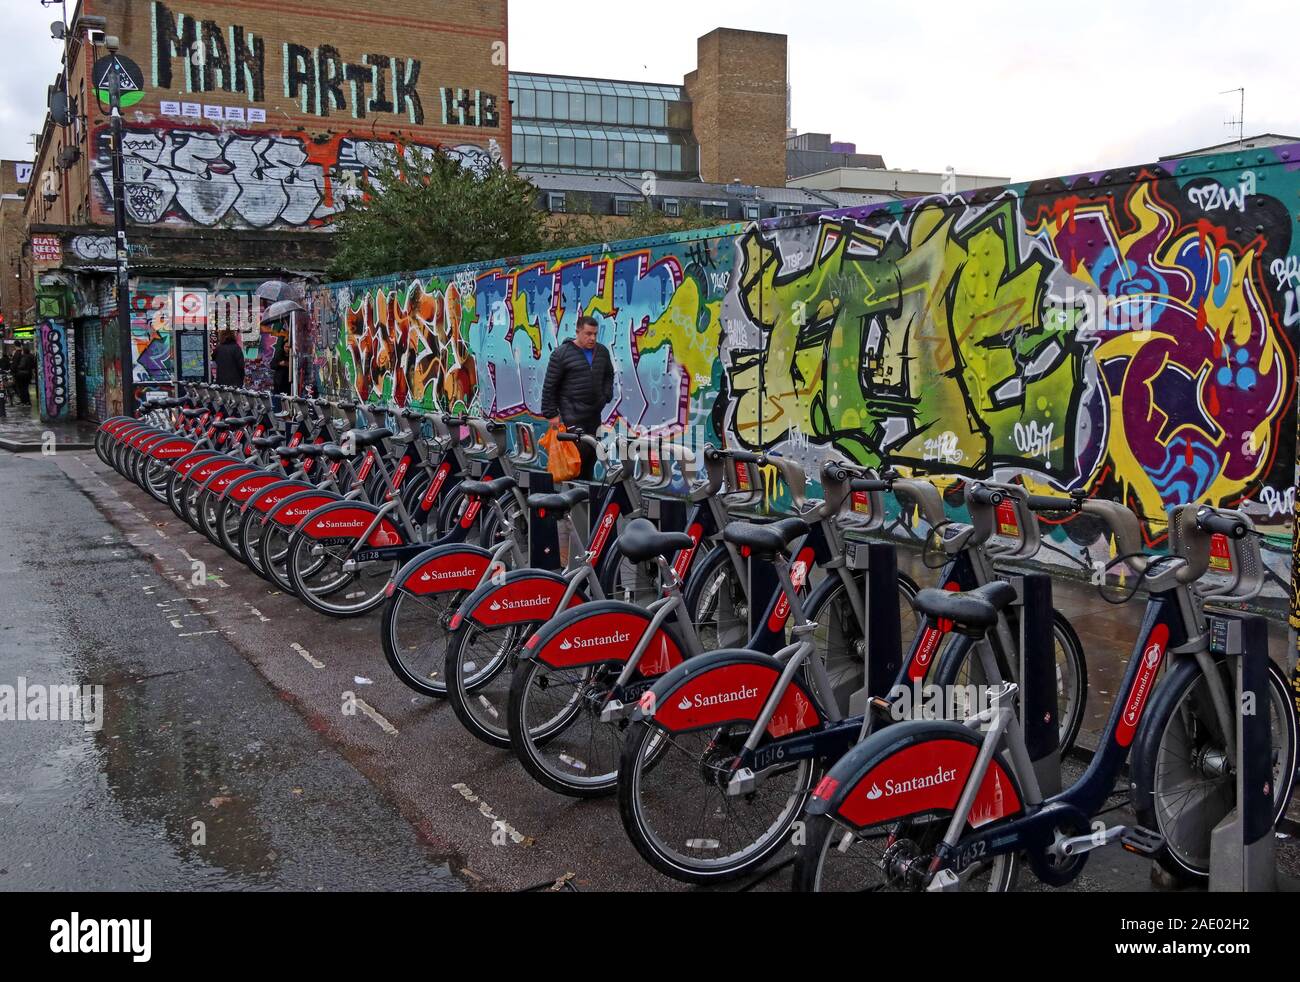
[106, 37, 134, 417]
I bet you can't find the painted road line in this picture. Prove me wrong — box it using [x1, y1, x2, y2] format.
[451, 783, 535, 846]
[353, 698, 399, 736]
[291, 643, 324, 670]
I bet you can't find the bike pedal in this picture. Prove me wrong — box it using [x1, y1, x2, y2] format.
[1120, 826, 1164, 856]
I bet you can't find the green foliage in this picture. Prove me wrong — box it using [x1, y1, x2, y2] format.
[329, 148, 547, 280]
[328, 150, 727, 281]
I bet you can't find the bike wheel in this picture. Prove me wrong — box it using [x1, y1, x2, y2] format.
[945, 611, 1088, 755]
[286, 533, 397, 617]
[802, 572, 920, 718]
[215, 496, 245, 560]
[509, 658, 624, 797]
[142, 458, 173, 503]
[617, 717, 815, 883]
[259, 522, 300, 596]
[1136, 660, 1296, 884]
[683, 546, 749, 650]
[792, 809, 1018, 892]
[445, 616, 536, 747]
[380, 588, 471, 698]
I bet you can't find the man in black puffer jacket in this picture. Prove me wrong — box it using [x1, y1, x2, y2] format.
[540, 315, 614, 479]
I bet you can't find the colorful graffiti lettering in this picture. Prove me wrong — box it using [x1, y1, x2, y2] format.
[95, 125, 494, 230]
[303, 146, 1300, 602]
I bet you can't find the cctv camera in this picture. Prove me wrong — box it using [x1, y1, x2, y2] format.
[86, 28, 106, 46]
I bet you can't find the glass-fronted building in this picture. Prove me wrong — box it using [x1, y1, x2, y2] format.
[509, 72, 699, 180]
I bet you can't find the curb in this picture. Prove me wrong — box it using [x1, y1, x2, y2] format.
[0, 439, 96, 453]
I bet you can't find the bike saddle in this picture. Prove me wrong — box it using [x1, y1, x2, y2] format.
[224, 416, 257, 427]
[251, 436, 285, 450]
[210, 420, 234, 432]
[722, 517, 810, 558]
[278, 444, 326, 459]
[617, 518, 693, 564]
[350, 428, 393, 448]
[320, 444, 349, 460]
[182, 409, 206, 419]
[460, 476, 518, 500]
[527, 486, 589, 513]
[910, 581, 1017, 630]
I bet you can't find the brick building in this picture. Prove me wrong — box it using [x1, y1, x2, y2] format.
[1, 161, 33, 341]
[26, 0, 509, 421]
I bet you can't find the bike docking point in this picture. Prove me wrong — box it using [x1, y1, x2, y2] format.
[1207, 612, 1299, 891]
[1017, 574, 1063, 798]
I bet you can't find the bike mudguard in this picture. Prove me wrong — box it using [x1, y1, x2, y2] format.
[634, 649, 822, 739]
[99, 416, 135, 434]
[264, 489, 344, 530]
[172, 450, 223, 479]
[803, 720, 1023, 831]
[523, 600, 686, 675]
[111, 422, 148, 442]
[136, 432, 172, 455]
[388, 543, 493, 598]
[451, 569, 586, 630]
[185, 455, 242, 488]
[198, 464, 258, 497]
[295, 502, 404, 547]
[243, 479, 316, 515]
[127, 428, 162, 451]
[224, 471, 287, 505]
[148, 438, 198, 462]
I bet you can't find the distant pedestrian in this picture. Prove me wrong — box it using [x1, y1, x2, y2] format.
[541, 315, 614, 480]
[272, 341, 292, 396]
[214, 330, 246, 387]
[12, 342, 34, 406]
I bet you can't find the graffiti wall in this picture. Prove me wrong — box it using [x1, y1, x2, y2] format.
[37, 320, 72, 421]
[83, 0, 509, 231]
[96, 125, 497, 230]
[306, 144, 1300, 606]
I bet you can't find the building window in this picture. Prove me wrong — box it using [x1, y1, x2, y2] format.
[634, 99, 649, 126]
[663, 198, 680, 217]
[649, 100, 666, 127]
[519, 88, 536, 117]
[537, 90, 553, 118]
[614, 197, 638, 216]
[671, 145, 683, 172]
[602, 95, 618, 124]
[618, 97, 633, 125]
[745, 204, 762, 220]
[542, 135, 559, 166]
[702, 201, 729, 219]
[592, 140, 609, 168]
[608, 141, 624, 169]
[656, 144, 671, 173]
[525, 135, 541, 164]
[552, 91, 567, 119]
[575, 139, 592, 168]
[547, 192, 566, 214]
[559, 138, 575, 166]
[776, 205, 802, 217]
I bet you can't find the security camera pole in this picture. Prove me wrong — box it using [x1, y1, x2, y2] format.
[105, 36, 135, 416]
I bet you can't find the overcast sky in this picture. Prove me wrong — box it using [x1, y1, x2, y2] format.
[2, 0, 1295, 181]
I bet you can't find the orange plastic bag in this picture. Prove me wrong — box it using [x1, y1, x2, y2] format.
[539, 422, 582, 482]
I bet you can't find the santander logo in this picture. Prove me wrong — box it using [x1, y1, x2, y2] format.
[489, 595, 549, 612]
[557, 630, 631, 652]
[684, 684, 759, 710]
[866, 766, 958, 800]
[419, 566, 478, 583]
[1117, 624, 1168, 746]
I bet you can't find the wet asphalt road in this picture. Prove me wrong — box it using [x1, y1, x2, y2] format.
[2, 446, 1296, 893]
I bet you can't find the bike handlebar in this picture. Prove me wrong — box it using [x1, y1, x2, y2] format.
[1195, 506, 1248, 540]
[967, 485, 1004, 507]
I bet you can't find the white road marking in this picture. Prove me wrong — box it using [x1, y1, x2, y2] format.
[450, 783, 534, 846]
[291, 643, 324, 669]
[354, 698, 399, 736]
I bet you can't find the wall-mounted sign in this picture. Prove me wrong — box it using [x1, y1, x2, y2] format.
[15, 162, 32, 184]
[93, 54, 145, 110]
[31, 235, 62, 263]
